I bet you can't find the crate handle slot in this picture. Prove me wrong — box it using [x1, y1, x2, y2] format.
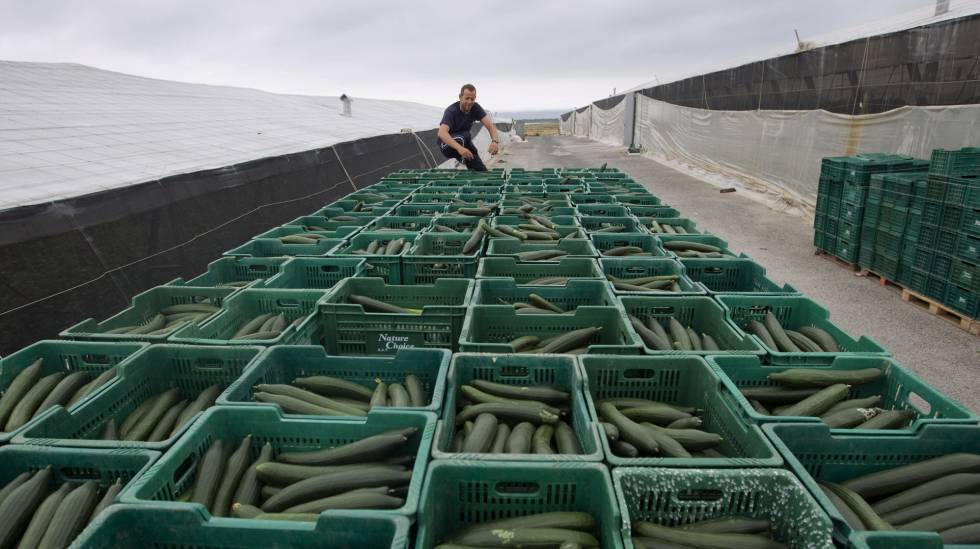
[58, 466, 103, 483]
[194, 358, 227, 370]
[704, 267, 724, 275]
[622, 368, 655, 380]
[81, 353, 112, 365]
[746, 305, 771, 315]
[497, 366, 530, 378]
[495, 481, 540, 495]
[675, 489, 724, 502]
[648, 307, 676, 315]
[319, 266, 341, 273]
[275, 299, 301, 308]
[625, 267, 648, 274]
[247, 265, 271, 273]
[906, 391, 932, 416]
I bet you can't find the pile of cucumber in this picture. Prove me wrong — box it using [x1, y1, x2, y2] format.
[505, 293, 573, 315]
[276, 232, 330, 245]
[347, 239, 411, 255]
[501, 327, 603, 354]
[183, 429, 416, 520]
[631, 517, 786, 548]
[741, 367, 919, 429]
[743, 311, 842, 353]
[347, 295, 422, 315]
[230, 313, 296, 341]
[101, 301, 221, 336]
[588, 223, 628, 233]
[599, 246, 655, 257]
[597, 400, 724, 459]
[818, 453, 980, 543]
[524, 276, 574, 286]
[647, 220, 689, 234]
[629, 314, 723, 351]
[0, 361, 116, 433]
[250, 374, 427, 416]
[606, 274, 682, 293]
[435, 512, 600, 547]
[0, 468, 123, 548]
[99, 384, 223, 442]
[663, 240, 733, 258]
[501, 200, 567, 214]
[448, 379, 580, 455]
[452, 204, 495, 217]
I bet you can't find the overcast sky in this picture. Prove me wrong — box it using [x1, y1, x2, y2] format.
[0, 0, 932, 111]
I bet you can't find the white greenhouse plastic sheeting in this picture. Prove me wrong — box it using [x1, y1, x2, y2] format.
[0, 61, 448, 210]
[573, 108, 591, 137]
[633, 95, 980, 208]
[589, 99, 626, 147]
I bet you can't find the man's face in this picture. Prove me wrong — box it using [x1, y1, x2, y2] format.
[459, 90, 476, 112]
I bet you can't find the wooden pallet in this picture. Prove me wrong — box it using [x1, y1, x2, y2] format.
[857, 268, 903, 292]
[901, 288, 980, 336]
[815, 249, 860, 271]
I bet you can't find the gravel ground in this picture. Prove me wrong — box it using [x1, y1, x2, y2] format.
[496, 136, 980, 413]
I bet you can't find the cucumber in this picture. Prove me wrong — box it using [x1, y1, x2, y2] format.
[856, 409, 915, 430]
[701, 333, 720, 351]
[941, 522, 980, 544]
[211, 436, 252, 517]
[662, 241, 721, 253]
[88, 478, 123, 523]
[775, 384, 849, 417]
[824, 395, 883, 415]
[680, 516, 771, 534]
[276, 428, 416, 466]
[818, 484, 866, 531]
[740, 387, 820, 404]
[505, 422, 535, 454]
[532, 424, 556, 454]
[535, 326, 601, 354]
[633, 521, 787, 549]
[0, 360, 43, 429]
[746, 320, 777, 350]
[260, 469, 412, 512]
[768, 368, 882, 388]
[159, 303, 220, 315]
[451, 527, 599, 548]
[509, 335, 540, 352]
[462, 413, 498, 453]
[281, 487, 403, 514]
[601, 422, 619, 441]
[462, 225, 486, 255]
[17, 483, 71, 549]
[37, 481, 99, 549]
[528, 294, 564, 313]
[253, 392, 347, 416]
[647, 424, 723, 451]
[648, 318, 674, 347]
[127, 313, 166, 335]
[65, 367, 117, 408]
[232, 313, 274, 339]
[231, 503, 263, 518]
[605, 398, 698, 413]
[33, 372, 89, 419]
[404, 375, 425, 407]
[147, 399, 189, 442]
[797, 326, 840, 352]
[460, 386, 560, 415]
[451, 430, 465, 452]
[555, 421, 580, 454]
[749, 400, 770, 415]
[292, 376, 373, 401]
[236, 330, 285, 341]
[785, 330, 823, 353]
[100, 419, 119, 440]
[764, 311, 800, 352]
[256, 463, 404, 487]
[668, 318, 691, 350]
[642, 423, 691, 458]
[471, 379, 569, 404]
[447, 512, 595, 540]
[599, 402, 659, 455]
[370, 381, 388, 408]
[255, 384, 366, 416]
[621, 404, 692, 425]
[490, 424, 511, 454]
[842, 453, 980, 498]
[0, 473, 31, 507]
[871, 473, 980, 515]
[881, 494, 980, 526]
[190, 439, 226, 509]
[455, 402, 559, 425]
[898, 500, 980, 532]
[172, 384, 223, 434]
[388, 384, 410, 407]
[5, 372, 66, 431]
[630, 316, 671, 350]
[686, 327, 703, 351]
[821, 481, 893, 531]
[667, 417, 703, 429]
[0, 468, 51, 548]
[349, 295, 419, 314]
[124, 387, 181, 441]
[821, 407, 880, 428]
[612, 440, 640, 457]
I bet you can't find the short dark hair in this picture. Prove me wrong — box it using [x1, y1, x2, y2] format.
[460, 83, 476, 95]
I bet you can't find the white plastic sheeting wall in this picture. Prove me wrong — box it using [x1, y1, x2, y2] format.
[633, 94, 980, 205]
[573, 107, 591, 137]
[560, 114, 574, 136]
[589, 99, 626, 146]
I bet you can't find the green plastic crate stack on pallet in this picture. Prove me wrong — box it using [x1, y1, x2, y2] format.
[929, 147, 980, 318]
[861, 172, 930, 281]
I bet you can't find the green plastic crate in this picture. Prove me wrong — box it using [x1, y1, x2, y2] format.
[0, 340, 147, 443]
[956, 233, 980, 263]
[256, 225, 361, 241]
[708, 355, 978, 434]
[407, 193, 457, 204]
[459, 305, 642, 354]
[330, 231, 418, 283]
[475, 257, 604, 283]
[414, 461, 623, 548]
[457, 192, 499, 203]
[431, 353, 603, 462]
[286, 214, 374, 231]
[311, 207, 378, 221]
[639, 216, 702, 235]
[614, 467, 833, 549]
[318, 277, 473, 356]
[628, 205, 681, 217]
[60, 286, 233, 343]
[16, 344, 263, 450]
[223, 237, 343, 258]
[658, 234, 746, 259]
[218, 346, 450, 415]
[717, 295, 889, 365]
[620, 296, 765, 356]
[576, 203, 630, 216]
[579, 355, 781, 467]
[850, 531, 946, 549]
[615, 194, 663, 206]
[680, 257, 798, 294]
[929, 146, 980, 177]
[600, 257, 705, 295]
[120, 406, 434, 519]
[329, 198, 401, 211]
[169, 288, 325, 346]
[0, 445, 159, 548]
[591, 233, 667, 258]
[951, 258, 980, 292]
[261, 257, 366, 289]
[765, 422, 980, 547]
[569, 194, 618, 206]
[945, 283, 980, 318]
[486, 236, 598, 258]
[579, 216, 643, 234]
[173, 257, 290, 289]
[401, 232, 483, 284]
[470, 278, 620, 309]
[428, 215, 481, 233]
[363, 215, 433, 232]
[964, 207, 980, 237]
[457, 185, 503, 194]
[76, 507, 409, 549]
[394, 203, 449, 216]
[491, 214, 580, 228]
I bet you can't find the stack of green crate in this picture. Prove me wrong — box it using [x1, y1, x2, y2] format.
[931, 148, 980, 318]
[863, 172, 929, 281]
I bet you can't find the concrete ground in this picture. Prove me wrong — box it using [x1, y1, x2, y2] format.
[497, 136, 980, 413]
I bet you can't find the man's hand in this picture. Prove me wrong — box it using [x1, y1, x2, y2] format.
[488, 141, 499, 156]
[458, 146, 475, 161]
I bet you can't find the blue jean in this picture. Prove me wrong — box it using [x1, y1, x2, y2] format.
[439, 132, 487, 171]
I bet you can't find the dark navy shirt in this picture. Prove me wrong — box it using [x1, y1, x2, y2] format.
[439, 102, 487, 138]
